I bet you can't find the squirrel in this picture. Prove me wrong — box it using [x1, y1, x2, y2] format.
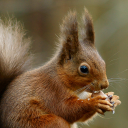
[0, 8, 121, 128]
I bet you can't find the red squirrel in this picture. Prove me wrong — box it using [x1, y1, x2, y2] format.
[0, 8, 121, 128]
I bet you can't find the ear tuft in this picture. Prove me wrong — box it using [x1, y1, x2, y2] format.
[58, 11, 79, 62]
[81, 8, 95, 43]
[60, 11, 78, 45]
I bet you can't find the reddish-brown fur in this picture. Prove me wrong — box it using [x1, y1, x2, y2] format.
[0, 8, 121, 128]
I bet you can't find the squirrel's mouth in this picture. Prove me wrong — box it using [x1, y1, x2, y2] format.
[84, 83, 102, 93]
[77, 82, 103, 93]
[84, 80, 108, 93]
[85, 88, 102, 94]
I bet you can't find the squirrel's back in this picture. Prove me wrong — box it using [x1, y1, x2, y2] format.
[0, 19, 32, 98]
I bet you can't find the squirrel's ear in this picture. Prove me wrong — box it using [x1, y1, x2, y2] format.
[81, 8, 95, 44]
[58, 11, 79, 62]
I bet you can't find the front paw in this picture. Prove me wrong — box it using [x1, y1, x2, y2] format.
[90, 95, 113, 115]
[106, 92, 121, 109]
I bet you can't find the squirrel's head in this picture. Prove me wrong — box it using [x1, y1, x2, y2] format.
[56, 8, 109, 93]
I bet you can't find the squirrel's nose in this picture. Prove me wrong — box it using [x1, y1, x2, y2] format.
[100, 79, 109, 90]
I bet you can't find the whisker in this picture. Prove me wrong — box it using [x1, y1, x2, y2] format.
[75, 86, 87, 93]
[108, 51, 119, 61]
[109, 78, 127, 80]
[107, 62, 118, 67]
[75, 84, 92, 94]
[109, 58, 120, 63]
[109, 80, 126, 82]
[116, 69, 128, 76]
[108, 78, 128, 82]
[108, 82, 123, 94]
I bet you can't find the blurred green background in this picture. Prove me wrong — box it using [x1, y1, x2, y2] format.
[0, 0, 128, 128]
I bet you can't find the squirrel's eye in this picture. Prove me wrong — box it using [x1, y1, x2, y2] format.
[80, 65, 89, 74]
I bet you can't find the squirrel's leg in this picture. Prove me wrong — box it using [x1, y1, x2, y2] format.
[28, 114, 70, 128]
[77, 92, 97, 122]
[79, 111, 97, 122]
[18, 114, 70, 128]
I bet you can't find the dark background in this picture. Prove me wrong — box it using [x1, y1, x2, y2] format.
[0, 0, 128, 128]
